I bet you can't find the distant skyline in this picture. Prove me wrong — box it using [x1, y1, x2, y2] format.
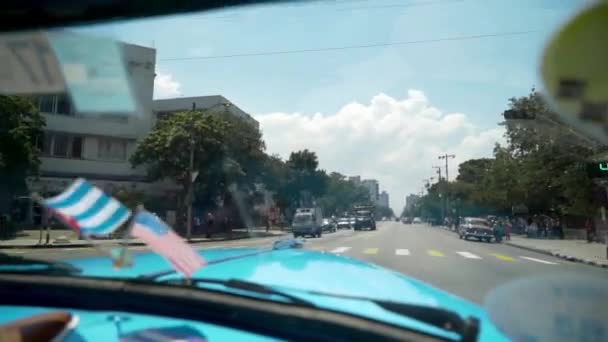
[80, 0, 584, 212]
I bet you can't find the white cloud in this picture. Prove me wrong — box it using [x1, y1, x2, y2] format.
[255, 90, 505, 212]
[154, 70, 182, 99]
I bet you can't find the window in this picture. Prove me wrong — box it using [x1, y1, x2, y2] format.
[52, 134, 69, 157]
[42, 133, 84, 159]
[37, 94, 74, 116]
[98, 138, 127, 161]
[38, 96, 55, 113]
[56, 95, 72, 115]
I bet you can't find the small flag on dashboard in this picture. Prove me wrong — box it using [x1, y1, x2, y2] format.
[130, 210, 206, 277]
[40, 178, 131, 237]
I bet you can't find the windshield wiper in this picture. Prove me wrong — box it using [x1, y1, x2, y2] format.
[0, 254, 82, 276]
[288, 289, 479, 342]
[156, 277, 315, 307]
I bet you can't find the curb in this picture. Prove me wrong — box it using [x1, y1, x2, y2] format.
[505, 242, 608, 269]
[0, 232, 288, 250]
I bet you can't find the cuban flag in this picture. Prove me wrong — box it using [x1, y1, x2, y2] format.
[43, 178, 131, 236]
[131, 211, 205, 277]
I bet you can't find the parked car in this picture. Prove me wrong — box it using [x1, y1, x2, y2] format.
[402, 217, 412, 224]
[412, 217, 422, 224]
[322, 218, 337, 233]
[458, 217, 494, 242]
[336, 218, 351, 229]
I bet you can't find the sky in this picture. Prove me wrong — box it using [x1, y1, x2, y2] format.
[80, 0, 585, 212]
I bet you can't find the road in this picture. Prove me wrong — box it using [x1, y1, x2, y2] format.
[3, 221, 605, 304]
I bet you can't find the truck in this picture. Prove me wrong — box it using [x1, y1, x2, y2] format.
[292, 207, 324, 238]
[352, 205, 376, 231]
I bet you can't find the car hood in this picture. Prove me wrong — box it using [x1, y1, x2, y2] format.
[67, 247, 507, 341]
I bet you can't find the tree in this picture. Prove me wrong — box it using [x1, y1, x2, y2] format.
[130, 110, 266, 230]
[317, 172, 370, 216]
[285, 150, 328, 208]
[0, 95, 44, 213]
[375, 205, 394, 219]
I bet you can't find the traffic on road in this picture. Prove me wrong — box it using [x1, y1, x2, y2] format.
[2, 1, 608, 341]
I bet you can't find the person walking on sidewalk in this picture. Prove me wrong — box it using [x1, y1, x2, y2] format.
[205, 212, 215, 239]
[504, 219, 511, 241]
[586, 218, 595, 243]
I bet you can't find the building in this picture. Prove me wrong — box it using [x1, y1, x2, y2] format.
[378, 191, 389, 208]
[153, 95, 258, 129]
[28, 42, 161, 197]
[348, 176, 361, 186]
[361, 179, 379, 203]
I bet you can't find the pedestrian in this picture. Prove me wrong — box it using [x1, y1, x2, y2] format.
[585, 218, 595, 243]
[205, 212, 214, 239]
[504, 219, 511, 241]
[493, 220, 504, 243]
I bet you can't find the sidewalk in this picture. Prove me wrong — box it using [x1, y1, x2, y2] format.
[505, 235, 608, 268]
[0, 228, 287, 249]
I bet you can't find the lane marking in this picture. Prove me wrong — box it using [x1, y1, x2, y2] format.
[331, 247, 351, 254]
[308, 246, 323, 251]
[520, 256, 558, 265]
[456, 251, 481, 259]
[427, 250, 444, 257]
[364, 248, 378, 255]
[395, 249, 410, 256]
[229, 245, 245, 249]
[490, 253, 516, 261]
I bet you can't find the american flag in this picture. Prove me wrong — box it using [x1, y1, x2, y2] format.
[131, 211, 206, 277]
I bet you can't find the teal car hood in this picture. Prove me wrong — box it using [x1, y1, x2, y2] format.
[65, 247, 508, 341]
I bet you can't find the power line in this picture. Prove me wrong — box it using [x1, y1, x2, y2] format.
[159, 30, 540, 61]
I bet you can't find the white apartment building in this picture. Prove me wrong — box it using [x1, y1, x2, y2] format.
[27, 42, 163, 196]
[153, 95, 259, 129]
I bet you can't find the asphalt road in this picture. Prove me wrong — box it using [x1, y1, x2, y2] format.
[3, 221, 605, 304]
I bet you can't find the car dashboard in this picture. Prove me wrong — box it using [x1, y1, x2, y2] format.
[0, 306, 277, 342]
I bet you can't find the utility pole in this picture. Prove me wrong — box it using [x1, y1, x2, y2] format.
[432, 166, 442, 182]
[437, 154, 455, 225]
[438, 154, 455, 182]
[186, 102, 196, 241]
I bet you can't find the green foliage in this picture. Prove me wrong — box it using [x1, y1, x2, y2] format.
[317, 172, 370, 216]
[412, 88, 606, 220]
[0, 95, 45, 199]
[375, 205, 394, 219]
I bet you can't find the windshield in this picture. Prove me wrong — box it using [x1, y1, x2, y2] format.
[1, 1, 607, 341]
[293, 215, 313, 224]
[467, 219, 489, 227]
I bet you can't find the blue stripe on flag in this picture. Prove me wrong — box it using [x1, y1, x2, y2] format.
[134, 211, 168, 236]
[46, 181, 93, 209]
[81, 206, 131, 235]
[72, 194, 111, 221]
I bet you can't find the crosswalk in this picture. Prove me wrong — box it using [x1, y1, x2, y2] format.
[325, 246, 559, 265]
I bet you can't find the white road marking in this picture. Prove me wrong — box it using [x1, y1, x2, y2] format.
[395, 249, 410, 256]
[457, 251, 482, 259]
[331, 247, 351, 254]
[520, 256, 558, 265]
[229, 245, 245, 248]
